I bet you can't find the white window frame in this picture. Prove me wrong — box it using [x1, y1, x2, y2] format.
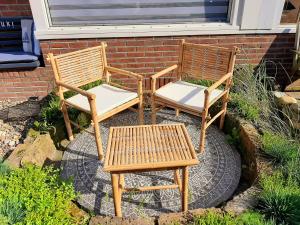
[29, 0, 295, 40]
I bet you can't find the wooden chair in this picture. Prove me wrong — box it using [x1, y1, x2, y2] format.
[47, 43, 144, 160]
[151, 40, 238, 153]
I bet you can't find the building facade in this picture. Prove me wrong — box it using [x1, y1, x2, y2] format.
[0, 0, 296, 100]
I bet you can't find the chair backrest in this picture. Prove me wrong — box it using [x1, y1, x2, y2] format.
[48, 44, 107, 92]
[178, 41, 238, 82]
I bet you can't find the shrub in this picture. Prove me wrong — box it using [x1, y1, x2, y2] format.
[40, 93, 80, 126]
[186, 79, 215, 87]
[261, 131, 299, 164]
[0, 164, 77, 225]
[187, 210, 274, 225]
[230, 93, 260, 121]
[36, 80, 103, 137]
[259, 171, 300, 225]
[191, 211, 235, 225]
[0, 160, 10, 176]
[0, 198, 25, 225]
[236, 212, 275, 225]
[226, 127, 241, 147]
[284, 158, 300, 185]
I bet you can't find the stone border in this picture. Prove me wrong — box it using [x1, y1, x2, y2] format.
[223, 112, 261, 184]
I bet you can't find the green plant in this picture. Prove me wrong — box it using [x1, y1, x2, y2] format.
[0, 164, 77, 225]
[186, 79, 215, 87]
[230, 62, 298, 139]
[226, 127, 240, 147]
[284, 158, 300, 185]
[0, 160, 10, 176]
[235, 211, 275, 225]
[39, 80, 103, 130]
[0, 198, 25, 225]
[261, 131, 299, 164]
[259, 171, 300, 225]
[230, 93, 260, 121]
[188, 210, 274, 225]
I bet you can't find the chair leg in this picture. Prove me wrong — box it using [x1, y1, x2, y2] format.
[138, 100, 144, 125]
[199, 110, 208, 153]
[219, 112, 226, 130]
[61, 103, 74, 141]
[91, 118, 103, 160]
[151, 96, 157, 124]
[219, 97, 228, 129]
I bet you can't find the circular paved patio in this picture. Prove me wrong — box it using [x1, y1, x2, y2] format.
[61, 109, 241, 218]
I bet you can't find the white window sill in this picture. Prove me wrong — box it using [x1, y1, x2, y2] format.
[35, 23, 296, 40]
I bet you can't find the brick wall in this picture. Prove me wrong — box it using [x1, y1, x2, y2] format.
[0, 34, 295, 100]
[0, 0, 32, 17]
[41, 34, 295, 91]
[0, 0, 296, 100]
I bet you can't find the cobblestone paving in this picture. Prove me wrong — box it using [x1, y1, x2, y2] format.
[61, 109, 241, 218]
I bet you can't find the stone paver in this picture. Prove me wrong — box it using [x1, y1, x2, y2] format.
[61, 110, 241, 218]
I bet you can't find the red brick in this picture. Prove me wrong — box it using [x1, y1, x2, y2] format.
[1, 24, 295, 100]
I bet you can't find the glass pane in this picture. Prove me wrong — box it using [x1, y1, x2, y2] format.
[47, 0, 230, 26]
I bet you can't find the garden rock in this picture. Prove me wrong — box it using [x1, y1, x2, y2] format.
[5, 133, 62, 167]
[278, 94, 297, 105]
[273, 91, 286, 99]
[89, 215, 154, 225]
[291, 102, 300, 112]
[224, 186, 260, 214]
[224, 112, 260, 184]
[158, 208, 221, 225]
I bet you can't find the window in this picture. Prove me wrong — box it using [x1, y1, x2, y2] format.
[46, 0, 231, 26]
[29, 0, 296, 39]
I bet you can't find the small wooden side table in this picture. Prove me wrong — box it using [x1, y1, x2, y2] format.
[104, 123, 199, 217]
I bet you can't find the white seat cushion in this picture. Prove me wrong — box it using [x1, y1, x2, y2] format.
[155, 81, 223, 112]
[66, 84, 138, 116]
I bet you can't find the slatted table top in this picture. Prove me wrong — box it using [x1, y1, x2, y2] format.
[104, 123, 199, 172]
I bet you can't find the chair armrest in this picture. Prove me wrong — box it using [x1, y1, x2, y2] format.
[151, 65, 178, 80]
[205, 72, 232, 95]
[106, 66, 143, 80]
[56, 81, 96, 99]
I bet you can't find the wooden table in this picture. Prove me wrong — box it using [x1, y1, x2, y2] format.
[104, 123, 199, 217]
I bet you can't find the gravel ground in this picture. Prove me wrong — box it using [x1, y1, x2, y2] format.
[0, 100, 34, 159]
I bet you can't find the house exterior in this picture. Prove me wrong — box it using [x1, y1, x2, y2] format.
[0, 0, 297, 100]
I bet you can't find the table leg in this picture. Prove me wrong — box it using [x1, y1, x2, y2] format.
[174, 169, 182, 192]
[111, 173, 122, 217]
[119, 174, 125, 189]
[182, 167, 189, 212]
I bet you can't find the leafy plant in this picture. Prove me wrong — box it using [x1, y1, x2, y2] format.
[226, 127, 241, 147]
[0, 160, 10, 176]
[259, 171, 300, 225]
[0, 198, 25, 225]
[0, 164, 77, 225]
[185, 79, 215, 87]
[235, 211, 275, 225]
[187, 210, 274, 225]
[261, 131, 299, 164]
[230, 93, 260, 121]
[283, 158, 300, 185]
[230, 62, 298, 139]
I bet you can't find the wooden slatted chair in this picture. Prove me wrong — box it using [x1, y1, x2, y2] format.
[47, 43, 144, 160]
[151, 40, 238, 153]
